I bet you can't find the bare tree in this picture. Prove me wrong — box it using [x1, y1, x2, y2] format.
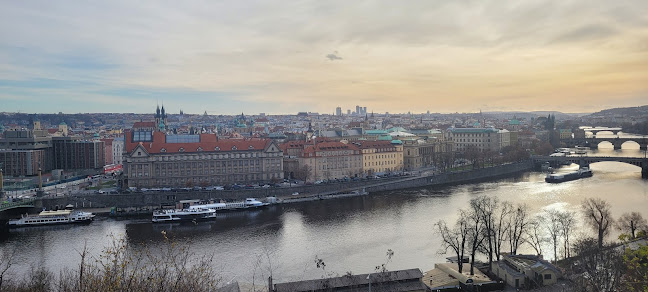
[467, 197, 487, 275]
[558, 211, 576, 259]
[617, 212, 647, 240]
[0, 247, 17, 289]
[435, 211, 469, 273]
[542, 210, 562, 263]
[526, 217, 546, 256]
[493, 201, 513, 262]
[581, 198, 614, 249]
[472, 195, 498, 271]
[507, 203, 529, 255]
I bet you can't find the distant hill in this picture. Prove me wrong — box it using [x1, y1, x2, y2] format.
[484, 111, 586, 120]
[584, 105, 648, 118]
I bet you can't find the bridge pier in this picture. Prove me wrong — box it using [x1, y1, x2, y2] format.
[643, 160, 648, 179]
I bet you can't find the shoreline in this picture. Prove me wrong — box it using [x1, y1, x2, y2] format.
[72, 160, 534, 218]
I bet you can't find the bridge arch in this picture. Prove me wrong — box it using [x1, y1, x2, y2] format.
[597, 141, 614, 149]
[621, 141, 641, 149]
[594, 130, 615, 136]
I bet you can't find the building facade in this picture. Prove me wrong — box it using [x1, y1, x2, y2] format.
[0, 149, 47, 176]
[112, 137, 124, 165]
[402, 139, 454, 170]
[124, 131, 283, 188]
[294, 141, 362, 182]
[52, 137, 105, 170]
[353, 140, 403, 175]
[0, 129, 54, 174]
[446, 128, 502, 152]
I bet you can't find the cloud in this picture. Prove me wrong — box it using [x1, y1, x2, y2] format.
[551, 24, 619, 44]
[326, 51, 343, 61]
[0, 0, 647, 114]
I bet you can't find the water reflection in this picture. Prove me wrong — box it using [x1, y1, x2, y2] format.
[1, 154, 646, 284]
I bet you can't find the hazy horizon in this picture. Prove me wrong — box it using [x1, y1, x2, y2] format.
[2, 1, 647, 115]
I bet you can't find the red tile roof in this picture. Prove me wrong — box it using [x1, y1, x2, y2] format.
[125, 131, 276, 154]
[300, 141, 360, 157]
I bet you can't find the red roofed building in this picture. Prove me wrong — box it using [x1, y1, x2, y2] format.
[123, 129, 283, 188]
[279, 141, 362, 182]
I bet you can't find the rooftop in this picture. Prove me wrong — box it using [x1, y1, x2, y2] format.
[274, 269, 425, 292]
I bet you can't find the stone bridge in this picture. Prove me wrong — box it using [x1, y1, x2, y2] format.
[581, 127, 623, 135]
[531, 155, 648, 179]
[560, 137, 648, 150]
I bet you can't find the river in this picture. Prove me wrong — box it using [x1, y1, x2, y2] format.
[1, 148, 646, 285]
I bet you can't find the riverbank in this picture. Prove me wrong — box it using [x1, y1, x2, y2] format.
[40, 160, 534, 215]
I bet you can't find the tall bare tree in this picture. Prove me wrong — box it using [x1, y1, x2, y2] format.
[581, 198, 614, 249]
[542, 209, 562, 263]
[526, 217, 545, 256]
[493, 201, 513, 261]
[617, 212, 647, 240]
[467, 198, 487, 275]
[507, 203, 529, 255]
[473, 195, 498, 271]
[435, 211, 469, 273]
[558, 211, 576, 259]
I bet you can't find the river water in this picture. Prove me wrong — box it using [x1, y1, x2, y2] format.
[1, 148, 646, 285]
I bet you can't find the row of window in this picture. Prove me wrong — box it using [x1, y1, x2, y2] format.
[146, 152, 279, 161]
[133, 172, 283, 186]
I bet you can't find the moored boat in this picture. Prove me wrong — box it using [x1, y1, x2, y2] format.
[8, 209, 95, 228]
[152, 208, 216, 223]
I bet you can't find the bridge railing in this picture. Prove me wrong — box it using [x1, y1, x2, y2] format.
[0, 198, 36, 212]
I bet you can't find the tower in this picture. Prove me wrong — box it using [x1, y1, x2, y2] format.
[306, 122, 314, 141]
[155, 105, 161, 126]
[161, 105, 167, 127]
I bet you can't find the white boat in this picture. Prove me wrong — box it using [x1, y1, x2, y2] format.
[187, 198, 269, 212]
[152, 208, 216, 223]
[244, 198, 268, 208]
[8, 209, 95, 228]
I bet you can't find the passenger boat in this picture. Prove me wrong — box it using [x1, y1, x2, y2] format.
[187, 198, 269, 211]
[8, 209, 95, 228]
[152, 208, 216, 223]
[545, 167, 593, 183]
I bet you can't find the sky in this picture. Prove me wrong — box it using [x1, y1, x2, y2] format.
[1, 0, 647, 115]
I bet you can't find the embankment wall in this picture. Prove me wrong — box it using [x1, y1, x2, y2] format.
[37, 160, 534, 211]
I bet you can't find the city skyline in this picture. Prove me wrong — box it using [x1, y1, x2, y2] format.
[1, 1, 647, 115]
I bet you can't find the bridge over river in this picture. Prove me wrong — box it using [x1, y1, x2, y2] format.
[531, 155, 648, 178]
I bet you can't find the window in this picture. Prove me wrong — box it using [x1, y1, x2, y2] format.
[544, 274, 551, 280]
[160, 148, 166, 153]
[248, 145, 254, 149]
[215, 146, 220, 151]
[179, 147, 185, 152]
[232, 146, 237, 150]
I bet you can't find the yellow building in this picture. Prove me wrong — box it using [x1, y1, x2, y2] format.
[353, 140, 403, 175]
